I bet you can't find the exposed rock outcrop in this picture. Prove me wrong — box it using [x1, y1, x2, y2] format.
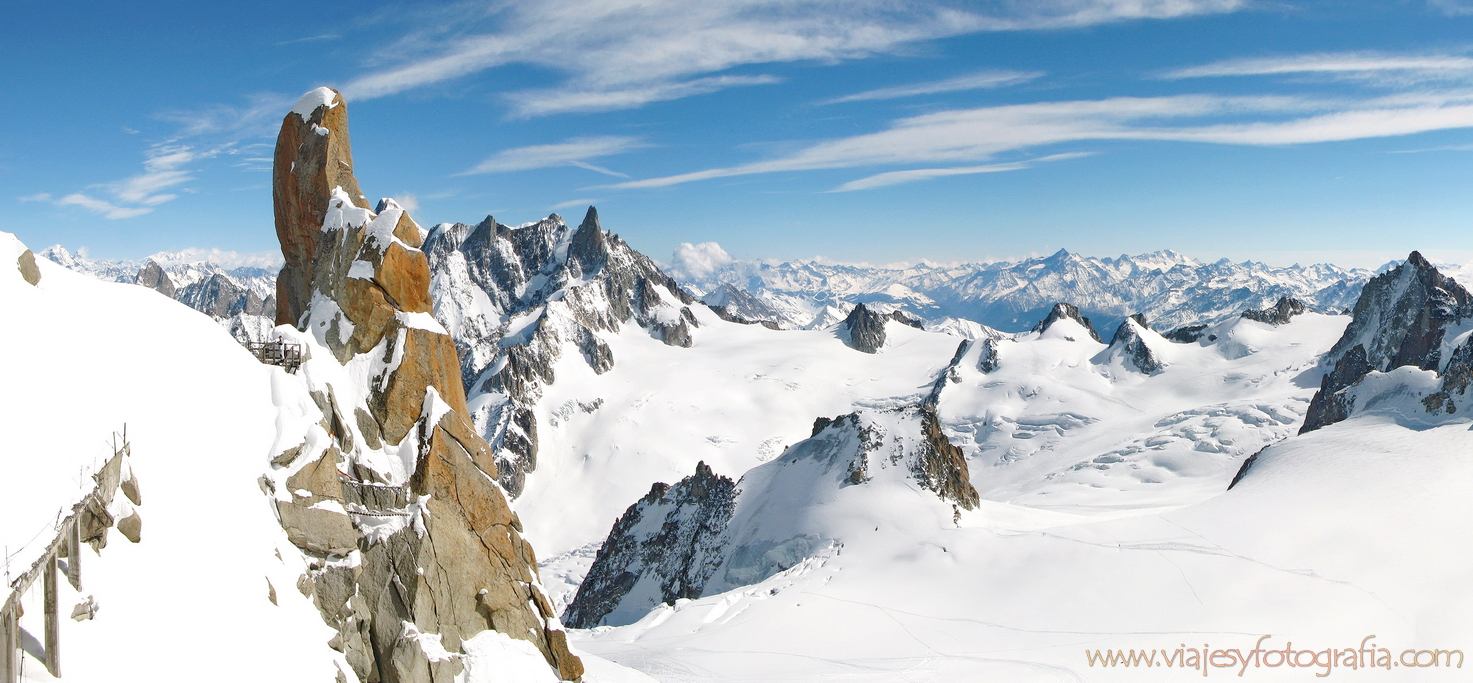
[423, 206, 700, 496]
[842, 303, 887, 353]
[1241, 296, 1307, 325]
[269, 87, 581, 682]
[135, 261, 175, 297]
[16, 250, 40, 286]
[565, 405, 977, 627]
[562, 462, 736, 629]
[1107, 314, 1167, 375]
[1301, 252, 1473, 433]
[1164, 323, 1208, 343]
[1031, 302, 1103, 343]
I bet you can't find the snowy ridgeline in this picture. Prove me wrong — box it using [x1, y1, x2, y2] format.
[39, 245, 279, 344]
[671, 245, 1377, 333]
[45, 239, 1398, 347]
[16, 212, 1473, 683]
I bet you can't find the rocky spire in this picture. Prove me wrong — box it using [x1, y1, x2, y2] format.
[270, 88, 582, 682]
[1241, 296, 1307, 325]
[1108, 313, 1166, 375]
[273, 87, 370, 327]
[1031, 302, 1103, 343]
[1301, 251, 1473, 433]
[843, 303, 887, 353]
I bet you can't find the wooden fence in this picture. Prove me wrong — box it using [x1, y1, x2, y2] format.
[2, 434, 137, 682]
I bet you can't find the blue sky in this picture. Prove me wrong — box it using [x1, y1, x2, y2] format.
[7, 0, 1473, 269]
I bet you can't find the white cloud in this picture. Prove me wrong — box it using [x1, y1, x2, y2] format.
[1429, 0, 1473, 16]
[507, 75, 782, 117]
[45, 142, 229, 220]
[144, 247, 284, 270]
[341, 0, 1244, 113]
[830, 153, 1090, 191]
[1161, 52, 1473, 87]
[460, 136, 644, 175]
[550, 198, 598, 210]
[608, 93, 1473, 190]
[670, 242, 735, 281]
[56, 193, 153, 220]
[391, 194, 420, 212]
[832, 163, 1028, 191]
[823, 70, 1044, 104]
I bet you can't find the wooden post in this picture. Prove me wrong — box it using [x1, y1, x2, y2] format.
[43, 554, 59, 677]
[1, 602, 16, 683]
[66, 521, 82, 590]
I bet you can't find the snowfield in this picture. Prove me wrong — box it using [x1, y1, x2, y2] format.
[571, 413, 1473, 682]
[1, 233, 339, 681]
[11, 224, 1472, 683]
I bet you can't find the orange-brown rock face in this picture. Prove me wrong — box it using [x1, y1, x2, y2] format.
[273, 87, 368, 327]
[271, 87, 582, 683]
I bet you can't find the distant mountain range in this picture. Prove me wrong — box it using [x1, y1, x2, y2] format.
[39, 245, 277, 343]
[669, 248, 1376, 334]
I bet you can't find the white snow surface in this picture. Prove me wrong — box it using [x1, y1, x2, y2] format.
[573, 412, 1473, 682]
[291, 86, 339, 122]
[515, 310, 963, 563]
[0, 232, 342, 680]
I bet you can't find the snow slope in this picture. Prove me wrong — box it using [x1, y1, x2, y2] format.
[938, 312, 1350, 508]
[520, 310, 962, 609]
[0, 233, 340, 681]
[572, 411, 1473, 682]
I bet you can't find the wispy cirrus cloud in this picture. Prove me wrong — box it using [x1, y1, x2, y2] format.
[508, 75, 783, 118]
[1429, 0, 1473, 16]
[341, 0, 1245, 115]
[606, 92, 1473, 191]
[459, 136, 645, 175]
[37, 142, 230, 219]
[823, 69, 1045, 104]
[831, 152, 1090, 191]
[550, 198, 598, 211]
[1161, 52, 1473, 86]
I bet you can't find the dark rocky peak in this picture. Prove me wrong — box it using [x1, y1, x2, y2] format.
[134, 260, 175, 297]
[1241, 296, 1308, 325]
[889, 309, 925, 329]
[1105, 313, 1166, 375]
[1109, 313, 1150, 344]
[562, 461, 737, 629]
[843, 303, 888, 353]
[704, 284, 784, 329]
[1031, 302, 1103, 343]
[805, 407, 978, 509]
[1301, 251, 1473, 433]
[568, 206, 608, 277]
[424, 203, 699, 497]
[565, 406, 977, 629]
[1165, 323, 1209, 344]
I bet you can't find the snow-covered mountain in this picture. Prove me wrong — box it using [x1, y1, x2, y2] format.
[668, 245, 1373, 334]
[40, 245, 278, 343]
[13, 83, 1472, 683]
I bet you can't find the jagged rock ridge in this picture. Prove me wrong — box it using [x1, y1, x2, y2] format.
[1241, 296, 1308, 325]
[561, 462, 736, 629]
[1107, 314, 1167, 375]
[563, 405, 977, 628]
[1032, 302, 1103, 342]
[266, 87, 581, 683]
[1301, 251, 1473, 433]
[423, 206, 700, 496]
